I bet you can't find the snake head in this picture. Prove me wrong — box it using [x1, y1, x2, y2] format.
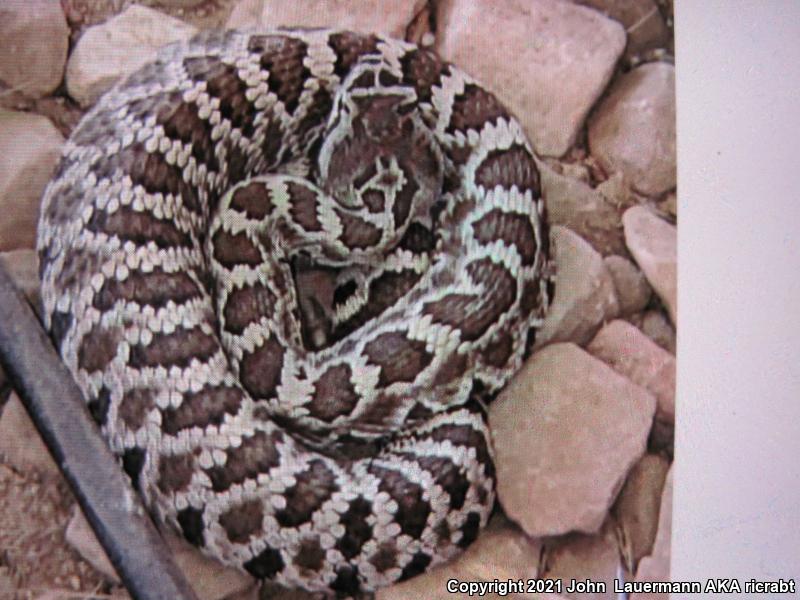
[317, 58, 442, 236]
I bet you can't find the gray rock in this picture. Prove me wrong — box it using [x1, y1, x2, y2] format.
[588, 319, 675, 424]
[227, 0, 427, 38]
[436, 0, 625, 157]
[623, 206, 676, 324]
[65, 5, 199, 107]
[535, 226, 620, 348]
[589, 62, 676, 196]
[0, 0, 69, 98]
[490, 343, 656, 537]
[0, 110, 64, 251]
[611, 454, 670, 573]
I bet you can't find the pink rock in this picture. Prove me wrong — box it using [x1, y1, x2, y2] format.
[541, 521, 621, 600]
[538, 162, 629, 257]
[65, 5, 198, 107]
[588, 319, 675, 423]
[603, 256, 652, 316]
[0, 110, 64, 251]
[0, 393, 60, 478]
[535, 226, 619, 348]
[0, 0, 69, 98]
[623, 206, 677, 324]
[611, 453, 670, 573]
[631, 466, 672, 599]
[490, 343, 656, 537]
[577, 0, 671, 61]
[436, 0, 625, 157]
[589, 63, 676, 196]
[227, 0, 427, 39]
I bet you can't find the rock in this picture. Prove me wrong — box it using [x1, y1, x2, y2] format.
[0, 393, 60, 477]
[64, 508, 119, 583]
[628, 309, 675, 354]
[623, 206, 677, 324]
[0, 110, 65, 251]
[0, 0, 69, 99]
[610, 454, 670, 573]
[535, 227, 619, 348]
[66, 508, 258, 599]
[588, 319, 675, 423]
[490, 343, 656, 537]
[0, 249, 41, 313]
[631, 467, 672, 599]
[660, 190, 677, 218]
[540, 521, 621, 600]
[227, 0, 426, 39]
[164, 533, 259, 600]
[155, 0, 206, 7]
[377, 517, 542, 600]
[538, 161, 628, 256]
[588, 62, 676, 196]
[436, 0, 625, 157]
[65, 5, 199, 107]
[577, 0, 670, 61]
[603, 256, 652, 315]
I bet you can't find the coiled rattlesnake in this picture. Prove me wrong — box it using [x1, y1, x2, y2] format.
[37, 29, 550, 596]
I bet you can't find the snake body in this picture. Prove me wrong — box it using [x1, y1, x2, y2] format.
[37, 29, 550, 596]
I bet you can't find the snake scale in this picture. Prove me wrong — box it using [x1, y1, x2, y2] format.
[37, 29, 551, 596]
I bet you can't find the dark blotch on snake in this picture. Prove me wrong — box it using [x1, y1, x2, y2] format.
[475, 145, 541, 195]
[157, 452, 195, 494]
[308, 364, 360, 422]
[93, 269, 202, 311]
[335, 497, 373, 559]
[177, 506, 206, 548]
[212, 229, 263, 267]
[240, 336, 284, 399]
[162, 386, 244, 435]
[401, 552, 432, 581]
[275, 460, 338, 527]
[205, 430, 282, 492]
[78, 326, 119, 373]
[87, 205, 192, 249]
[130, 327, 217, 369]
[368, 464, 430, 538]
[122, 447, 146, 491]
[219, 499, 264, 544]
[363, 331, 433, 386]
[223, 283, 277, 335]
[458, 512, 482, 548]
[472, 209, 538, 266]
[118, 388, 156, 431]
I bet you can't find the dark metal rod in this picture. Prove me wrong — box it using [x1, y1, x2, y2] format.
[0, 263, 199, 600]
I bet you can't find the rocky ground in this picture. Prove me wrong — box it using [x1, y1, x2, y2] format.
[0, 0, 676, 598]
